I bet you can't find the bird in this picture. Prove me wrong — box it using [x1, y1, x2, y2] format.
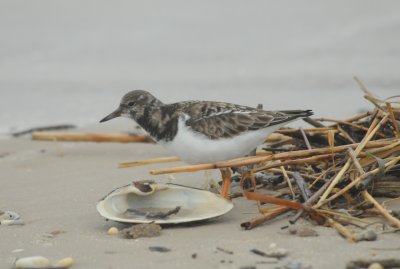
[100, 90, 313, 197]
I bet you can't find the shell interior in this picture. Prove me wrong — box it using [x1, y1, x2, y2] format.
[97, 183, 234, 224]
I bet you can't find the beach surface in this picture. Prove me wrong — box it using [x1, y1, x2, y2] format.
[1, 1, 400, 268]
[1, 122, 400, 269]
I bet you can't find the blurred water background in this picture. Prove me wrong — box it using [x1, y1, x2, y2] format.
[1, 1, 400, 133]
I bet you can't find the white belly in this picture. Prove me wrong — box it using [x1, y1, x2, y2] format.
[159, 118, 287, 164]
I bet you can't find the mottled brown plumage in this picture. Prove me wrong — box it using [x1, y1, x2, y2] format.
[101, 90, 312, 142]
[100, 90, 312, 163]
[177, 101, 312, 139]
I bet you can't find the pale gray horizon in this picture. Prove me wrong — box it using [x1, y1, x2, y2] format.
[1, 1, 400, 133]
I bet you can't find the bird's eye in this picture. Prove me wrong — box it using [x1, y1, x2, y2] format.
[127, 102, 135, 107]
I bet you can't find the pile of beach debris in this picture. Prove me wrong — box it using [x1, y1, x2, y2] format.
[146, 85, 400, 241]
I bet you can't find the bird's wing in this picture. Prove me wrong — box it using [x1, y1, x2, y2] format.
[179, 101, 312, 139]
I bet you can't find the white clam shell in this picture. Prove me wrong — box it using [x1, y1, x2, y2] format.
[97, 183, 233, 224]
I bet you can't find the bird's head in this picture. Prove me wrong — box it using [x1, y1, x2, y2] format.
[100, 90, 163, 123]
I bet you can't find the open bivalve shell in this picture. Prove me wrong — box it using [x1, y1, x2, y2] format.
[97, 182, 233, 224]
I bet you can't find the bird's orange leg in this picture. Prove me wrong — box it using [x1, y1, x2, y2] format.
[219, 168, 232, 199]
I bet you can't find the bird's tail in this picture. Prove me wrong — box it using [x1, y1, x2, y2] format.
[279, 109, 313, 118]
[268, 109, 313, 126]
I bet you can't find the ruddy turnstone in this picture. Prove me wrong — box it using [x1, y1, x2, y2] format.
[100, 90, 312, 163]
[100, 90, 312, 197]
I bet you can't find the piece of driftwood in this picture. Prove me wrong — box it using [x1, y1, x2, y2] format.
[241, 206, 291, 230]
[292, 172, 311, 201]
[32, 132, 152, 143]
[119, 156, 181, 168]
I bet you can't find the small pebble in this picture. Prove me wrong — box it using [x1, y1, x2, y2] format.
[14, 256, 51, 268]
[354, 229, 377, 242]
[107, 227, 119, 236]
[57, 257, 75, 267]
[265, 247, 288, 258]
[289, 226, 318, 237]
[191, 253, 197, 259]
[368, 263, 384, 269]
[392, 209, 400, 218]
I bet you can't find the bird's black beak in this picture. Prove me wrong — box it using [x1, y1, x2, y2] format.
[100, 107, 122, 123]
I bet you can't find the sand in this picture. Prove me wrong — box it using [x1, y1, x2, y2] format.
[1, 1, 400, 268]
[1, 123, 399, 269]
